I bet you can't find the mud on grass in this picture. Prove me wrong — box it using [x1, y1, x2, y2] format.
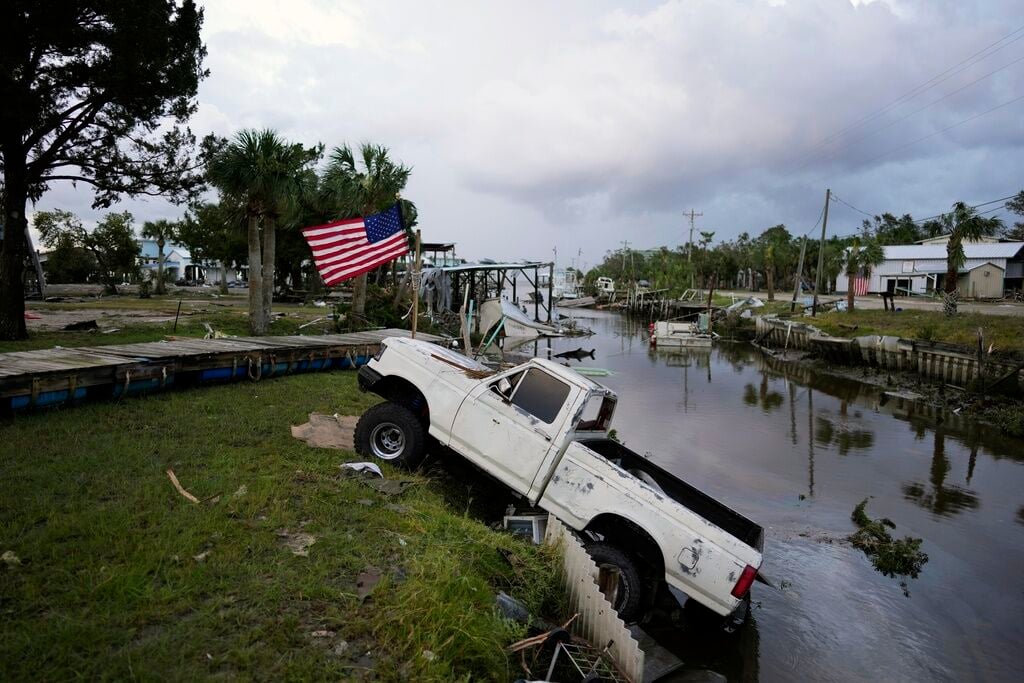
[0, 373, 561, 681]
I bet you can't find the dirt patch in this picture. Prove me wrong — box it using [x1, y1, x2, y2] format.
[24, 308, 177, 331]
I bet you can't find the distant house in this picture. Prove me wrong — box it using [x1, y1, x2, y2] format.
[838, 239, 1024, 298]
[137, 239, 238, 284]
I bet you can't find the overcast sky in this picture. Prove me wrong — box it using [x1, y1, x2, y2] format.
[34, 0, 1024, 269]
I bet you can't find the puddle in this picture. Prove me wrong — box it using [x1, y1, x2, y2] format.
[507, 309, 1024, 682]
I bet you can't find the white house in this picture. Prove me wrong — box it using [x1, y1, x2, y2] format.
[840, 240, 1024, 298]
[138, 238, 239, 285]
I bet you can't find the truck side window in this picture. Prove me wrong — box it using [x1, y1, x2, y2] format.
[509, 369, 570, 424]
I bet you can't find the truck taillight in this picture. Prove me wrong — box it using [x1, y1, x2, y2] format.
[373, 344, 387, 361]
[731, 564, 757, 598]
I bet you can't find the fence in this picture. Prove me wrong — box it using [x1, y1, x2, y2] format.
[544, 515, 645, 682]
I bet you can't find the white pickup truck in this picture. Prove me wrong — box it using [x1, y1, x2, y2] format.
[355, 337, 763, 626]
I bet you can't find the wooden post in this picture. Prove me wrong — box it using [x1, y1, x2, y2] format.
[547, 262, 554, 323]
[706, 274, 716, 336]
[790, 237, 807, 313]
[534, 267, 539, 322]
[411, 229, 421, 339]
[813, 189, 830, 317]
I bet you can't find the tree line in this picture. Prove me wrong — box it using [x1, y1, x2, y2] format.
[585, 194, 1020, 315]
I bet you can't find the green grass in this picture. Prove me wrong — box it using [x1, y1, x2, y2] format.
[813, 309, 1024, 353]
[0, 374, 561, 681]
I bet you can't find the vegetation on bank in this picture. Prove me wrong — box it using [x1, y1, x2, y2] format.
[812, 308, 1024, 354]
[0, 374, 561, 680]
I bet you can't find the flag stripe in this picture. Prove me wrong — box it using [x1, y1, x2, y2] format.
[301, 204, 408, 286]
[317, 234, 408, 279]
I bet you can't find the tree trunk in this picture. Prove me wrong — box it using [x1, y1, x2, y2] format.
[766, 270, 775, 301]
[219, 262, 229, 295]
[155, 239, 166, 295]
[352, 272, 368, 319]
[847, 273, 855, 311]
[247, 215, 265, 335]
[0, 153, 29, 341]
[261, 218, 276, 328]
[944, 241, 959, 317]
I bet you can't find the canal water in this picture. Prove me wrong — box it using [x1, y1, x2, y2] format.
[529, 309, 1024, 682]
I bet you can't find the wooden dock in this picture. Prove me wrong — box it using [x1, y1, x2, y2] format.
[0, 329, 445, 411]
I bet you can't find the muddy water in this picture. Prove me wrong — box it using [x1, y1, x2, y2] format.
[528, 309, 1024, 682]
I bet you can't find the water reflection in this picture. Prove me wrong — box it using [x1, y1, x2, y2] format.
[813, 413, 875, 455]
[901, 429, 980, 518]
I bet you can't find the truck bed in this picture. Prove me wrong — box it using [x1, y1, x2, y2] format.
[577, 438, 764, 551]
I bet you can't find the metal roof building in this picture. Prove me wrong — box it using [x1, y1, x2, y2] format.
[842, 241, 1024, 298]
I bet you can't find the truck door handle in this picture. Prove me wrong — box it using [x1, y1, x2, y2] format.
[534, 429, 551, 442]
[492, 418, 500, 425]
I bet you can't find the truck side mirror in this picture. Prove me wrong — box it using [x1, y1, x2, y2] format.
[497, 377, 513, 398]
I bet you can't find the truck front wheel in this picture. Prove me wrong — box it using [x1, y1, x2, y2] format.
[355, 402, 427, 469]
[584, 542, 644, 622]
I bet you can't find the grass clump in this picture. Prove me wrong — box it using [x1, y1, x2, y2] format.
[0, 372, 561, 681]
[849, 498, 928, 587]
[815, 309, 1024, 352]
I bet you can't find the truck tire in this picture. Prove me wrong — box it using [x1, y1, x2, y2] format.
[584, 542, 644, 622]
[354, 402, 426, 469]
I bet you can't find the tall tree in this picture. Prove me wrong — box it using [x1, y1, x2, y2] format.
[35, 210, 140, 294]
[207, 130, 320, 334]
[321, 144, 412, 319]
[1003, 191, 1024, 241]
[843, 236, 884, 311]
[0, 1, 209, 340]
[140, 219, 178, 294]
[177, 201, 248, 295]
[939, 202, 1002, 316]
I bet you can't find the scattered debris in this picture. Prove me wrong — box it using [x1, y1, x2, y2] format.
[2, 550, 21, 567]
[495, 591, 530, 624]
[356, 499, 375, 506]
[356, 566, 382, 601]
[277, 529, 317, 557]
[310, 630, 336, 638]
[361, 477, 415, 497]
[201, 322, 230, 339]
[849, 498, 928, 592]
[193, 550, 212, 562]
[291, 413, 359, 450]
[166, 468, 200, 504]
[232, 484, 248, 498]
[331, 640, 350, 657]
[62, 319, 98, 331]
[421, 650, 436, 662]
[341, 462, 383, 478]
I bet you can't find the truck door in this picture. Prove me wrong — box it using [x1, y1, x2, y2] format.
[450, 367, 574, 497]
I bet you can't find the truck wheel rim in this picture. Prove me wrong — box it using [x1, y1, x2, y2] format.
[370, 422, 405, 459]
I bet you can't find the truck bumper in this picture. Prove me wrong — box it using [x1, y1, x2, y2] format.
[357, 365, 382, 393]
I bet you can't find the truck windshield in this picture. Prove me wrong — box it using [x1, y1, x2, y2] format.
[575, 394, 616, 431]
[509, 368, 570, 424]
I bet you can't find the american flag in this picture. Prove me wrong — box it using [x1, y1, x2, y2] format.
[301, 204, 408, 286]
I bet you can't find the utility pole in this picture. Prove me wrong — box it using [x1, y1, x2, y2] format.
[812, 189, 831, 316]
[790, 236, 807, 313]
[686, 209, 703, 289]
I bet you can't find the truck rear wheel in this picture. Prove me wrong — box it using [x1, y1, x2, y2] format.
[355, 402, 426, 469]
[584, 542, 644, 622]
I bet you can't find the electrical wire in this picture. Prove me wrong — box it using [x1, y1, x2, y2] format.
[830, 193, 875, 219]
[789, 24, 1024, 166]
[799, 52, 1024, 170]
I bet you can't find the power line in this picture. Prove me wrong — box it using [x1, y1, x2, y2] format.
[792, 25, 1024, 162]
[802, 52, 1024, 169]
[912, 193, 1019, 224]
[855, 92, 1024, 168]
[830, 193, 875, 219]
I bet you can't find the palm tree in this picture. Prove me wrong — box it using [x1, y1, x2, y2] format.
[939, 202, 1002, 316]
[207, 129, 319, 334]
[321, 144, 412, 319]
[140, 219, 178, 294]
[843, 236, 884, 311]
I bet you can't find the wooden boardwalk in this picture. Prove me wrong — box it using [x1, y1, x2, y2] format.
[0, 329, 444, 411]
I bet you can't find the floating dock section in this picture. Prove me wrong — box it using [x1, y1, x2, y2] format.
[0, 329, 444, 411]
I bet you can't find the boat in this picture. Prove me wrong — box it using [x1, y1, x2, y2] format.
[478, 297, 562, 340]
[649, 319, 713, 348]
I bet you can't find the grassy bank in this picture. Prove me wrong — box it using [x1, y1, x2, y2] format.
[0, 373, 561, 680]
[812, 309, 1024, 353]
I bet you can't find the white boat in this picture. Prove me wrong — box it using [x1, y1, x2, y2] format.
[649, 320, 713, 348]
[478, 297, 562, 340]
[539, 269, 583, 301]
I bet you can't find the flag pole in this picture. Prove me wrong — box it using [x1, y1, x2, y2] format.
[411, 229, 422, 339]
